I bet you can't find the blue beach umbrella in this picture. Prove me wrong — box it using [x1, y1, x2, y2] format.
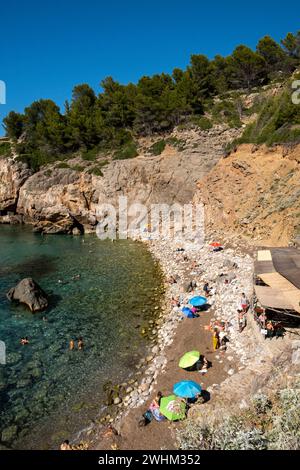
[181, 307, 195, 318]
[173, 380, 202, 399]
[189, 296, 207, 307]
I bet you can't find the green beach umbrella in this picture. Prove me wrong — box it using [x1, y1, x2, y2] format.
[159, 395, 186, 421]
[179, 350, 200, 369]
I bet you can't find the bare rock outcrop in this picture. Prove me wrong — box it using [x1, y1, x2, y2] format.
[194, 143, 300, 246]
[0, 125, 242, 234]
[7, 278, 48, 312]
[0, 157, 32, 213]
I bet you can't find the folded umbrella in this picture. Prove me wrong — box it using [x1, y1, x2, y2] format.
[179, 350, 200, 369]
[173, 380, 202, 399]
[159, 395, 186, 421]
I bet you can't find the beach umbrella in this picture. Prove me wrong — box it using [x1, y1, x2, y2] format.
[210, 242, 221, 247]
[189, 296, 207, 307]
[173, 380, 202, 399]
[159, 395, 186, 421]
[179, 350, 200, 369]
[181, 307, 195, 318]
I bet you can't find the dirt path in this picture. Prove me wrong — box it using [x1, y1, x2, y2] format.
[93, 309, 229, 450]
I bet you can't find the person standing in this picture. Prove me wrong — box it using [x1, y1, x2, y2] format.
[212, 330, 220, 350]
[240, 293, 249, 312]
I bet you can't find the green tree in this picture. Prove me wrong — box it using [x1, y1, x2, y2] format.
[228, 45, 266, 89]
[281, 31, 300, 58]
[256, 36, 288, 76]
[3, 111, 25, 140]
[66, 84, 98, 149]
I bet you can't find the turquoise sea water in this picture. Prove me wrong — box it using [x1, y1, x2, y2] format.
[0, 226, 163, 449]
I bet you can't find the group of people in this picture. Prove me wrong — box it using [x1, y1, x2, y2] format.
[140, 391, 165, 426]
[257, 312, 284, 339]
[140, 385, 206, 428]
[69, 337, 84, 350]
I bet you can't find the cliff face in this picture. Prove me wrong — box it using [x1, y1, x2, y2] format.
[0, 157, 32, 214]
[0, 125, 240, 233]
[194, 144, 300, 246]
[2, 125, 299, 245]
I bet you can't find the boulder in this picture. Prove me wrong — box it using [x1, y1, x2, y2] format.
[7, 278, 48, 312]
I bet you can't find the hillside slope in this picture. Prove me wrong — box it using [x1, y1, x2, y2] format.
[195, 144, 300, 246]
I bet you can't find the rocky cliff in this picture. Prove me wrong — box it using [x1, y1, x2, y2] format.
[0, 157, 32, 214]
[194, 144, 300, 246]
[0, 125, 240, 233]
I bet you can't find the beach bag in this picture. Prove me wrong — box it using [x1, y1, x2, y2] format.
[143, 410, 153, 424]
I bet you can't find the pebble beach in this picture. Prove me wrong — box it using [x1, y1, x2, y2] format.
[74, 234, 255, 450]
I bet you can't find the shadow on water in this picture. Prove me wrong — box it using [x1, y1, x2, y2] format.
[45, 294, 63, 313]
[0, 255, 58, 280]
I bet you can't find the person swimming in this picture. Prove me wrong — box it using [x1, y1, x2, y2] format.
[60, 439, 72, 450]
[78, 337, 84, 350]
[69, 339, 75, 350]
[20, 337, 29, 345]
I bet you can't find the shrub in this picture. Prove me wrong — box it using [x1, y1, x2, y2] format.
[149, 139, 166, 156]
[56, 162, 70, 169]
[178, 386, 300, 450]
[0, 142, 11, 156]
[87, 166, 103, 176]
[71, 164, 85, 172]
[81, 147, 99, 161]
[192, 116, 213, 130]
[113, 142, 138, 160]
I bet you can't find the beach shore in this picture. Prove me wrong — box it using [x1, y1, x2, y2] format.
[73, 234, 254, 450]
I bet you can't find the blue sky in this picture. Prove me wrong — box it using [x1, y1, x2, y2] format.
[0, 0, 299, 135]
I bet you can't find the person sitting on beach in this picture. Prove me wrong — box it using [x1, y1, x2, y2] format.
[149, 392, 165, 422]
[198, 356, 208, 375]
[171, 296, 180, 308]
[203, 282, 210, 295]
[259, 312, 267, 329]
[190, 306, 198, 316]
[78, 337, 84, 350]
[219, 330, 228, 350]
[139, 392, 164, 426]
[20, 337, 29, 345]
[266, 321, 274, 338]
[60, 440, 72, 450]
[237, 310, 247, 333]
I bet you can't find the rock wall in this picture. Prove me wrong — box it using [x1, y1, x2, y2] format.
[0, 125, 240, 233]
[0, 157, 32, 214]
[194, 144, 300, 246]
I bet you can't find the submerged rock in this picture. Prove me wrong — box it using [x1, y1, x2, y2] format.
[1, 425, 18, 444]
[7, 277, 48, 312]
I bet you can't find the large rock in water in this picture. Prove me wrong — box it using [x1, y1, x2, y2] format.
[7, 278, 48, 312]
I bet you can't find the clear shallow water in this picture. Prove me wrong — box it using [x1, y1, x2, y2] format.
[0, 226, 163, 449]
